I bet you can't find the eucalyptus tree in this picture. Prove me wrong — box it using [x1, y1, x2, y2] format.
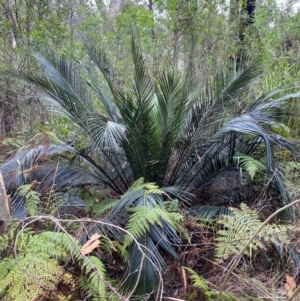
[1, 41, 298, 298]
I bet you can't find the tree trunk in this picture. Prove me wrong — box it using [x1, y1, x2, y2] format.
[148, 0, 155, 40]
[0, 78, 20, 136]
[108, 0, 124, 18]
[0, 171, 11, 234]
[230, 0, 256, 70]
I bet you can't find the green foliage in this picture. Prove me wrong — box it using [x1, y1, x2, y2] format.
[101, 178, 185, 297]
[83, 187, 118, 217]
[35, 116, 76, 142]
[281, 161, 300, 199]
[0, 254, 64, 301]
[164, 198, 179, 212]
[124, 203, 183, 247]
[2, 4, 300, 299]
[2, 137, 25, 149]
[5, 36, 297, 222]
[270, 123, 291, 138]
[125, 177, 164, 194]
[86, 198, 120, 218]
[0, 230, 75, 300]
[16, 183, 70, 217]
[185, 267, 214, 301]
[215, 203, 293, 262]
[119, 179, 184, 250]
[79, 255, 107, 301]
[0, 225, 110, 301]
[17, 183, 40, 216]
[234, 153, 266, 180]
[185, 267, 235, 301]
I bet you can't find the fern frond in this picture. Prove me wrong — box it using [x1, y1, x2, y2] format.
[39, 231, 81, 258]
[216, 203, 293, 262]
[90, 199, 120, 217]
[184, 267, 236, 301]
[184, 267, 212, 299]
[0, 258, 15, 282]
[0, 227, 110, 301]
[22, 233, 70, 261]
[0, 234, 10, 253]
[124, 177, 165, 196]
[17, 183, 40, 216]
[80, 255, 107, 300]
[0, 254, 64, 301]
[234, 154, 266, 180]
[116, 242, 129, 262]
[125, 204, 183, 247]
[164, 199, 179, 212]
[125, 177, 146, 193]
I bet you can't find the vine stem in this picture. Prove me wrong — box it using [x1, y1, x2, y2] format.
[217, 198, 300, 301]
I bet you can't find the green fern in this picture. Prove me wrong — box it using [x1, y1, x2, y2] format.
[215, 203, 293, 262]
[234, 153, 266, 180]
[118, 178, 184, 248]
[108, 178, 185, 297]
[0, 254, 64, 300]
[17, 184, 73, 217]
[185, 267, 214, 301]
[47, 232, 109, 300]
[0, 226, 110, 301]
[0, 229, 77, 300]
[45, 191, 68, 215]
[79, 255, 107, 301]
[82, 187, 118, 217]
[164, 199, 179, 212]
[17, 183, 40, 216]
[0, 258, 15, 282]
[0, 232, 11, 253]
[126, 205, 183, 240]
[270, 122, 291, 138]
[122, 187, 183, 250]
[124, 177, 165, 195]
[89, 199, 120, 217]
[184, 267, 235, 301]
[37, 231, 81, 258]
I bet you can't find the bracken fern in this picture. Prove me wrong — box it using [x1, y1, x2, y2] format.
[184, 267, 235, 301]
[0, 226, 109, 301]
[215, 203, 293, 262]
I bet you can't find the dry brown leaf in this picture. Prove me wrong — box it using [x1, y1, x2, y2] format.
[81, 233, 101, 255]
[285, 274, 296, 297]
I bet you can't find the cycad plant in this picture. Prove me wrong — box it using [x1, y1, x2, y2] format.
[1, 40, 298, 299]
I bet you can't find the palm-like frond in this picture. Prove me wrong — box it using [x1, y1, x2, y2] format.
[0, 144, 104, 217]
[113, 179, 182, 297]
[2, 39, 298, 299]
[77, 178, 182, 298]
[191, 206, 232, 220]
[8, 45, 295, 205]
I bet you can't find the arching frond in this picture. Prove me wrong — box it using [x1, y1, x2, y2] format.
[2, 40, 299, 301]
[191, 206, 232, 220]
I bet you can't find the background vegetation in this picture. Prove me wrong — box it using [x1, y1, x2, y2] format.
[1, 0, 300, 300]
